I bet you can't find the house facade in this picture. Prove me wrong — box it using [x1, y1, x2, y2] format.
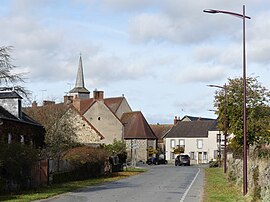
[0, 89, 45, 147]
[164, 117, 223, 164]
[121, 111, 157, 162]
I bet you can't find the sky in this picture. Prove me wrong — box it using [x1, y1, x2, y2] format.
[1, 0, 270, 124]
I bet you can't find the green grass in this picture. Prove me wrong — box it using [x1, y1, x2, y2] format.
[203, 167, 245, 202]
[0, 168, 147, 202]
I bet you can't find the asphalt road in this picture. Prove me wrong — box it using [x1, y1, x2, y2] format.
[39, 165, 204, 202]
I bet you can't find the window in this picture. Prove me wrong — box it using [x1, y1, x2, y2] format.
[8, 133, 12, 144]
[171, 152, 175, 159]
[170, 139, 175, 148]
[179, 139, 185, 147]
[203, 152, 208, 160]
[217, 134, 221, 143]
[197, 139, 203, 149]
[190, 152, 195, 160]
[214, 150, 218, 159]
[20, 135, 24, 144]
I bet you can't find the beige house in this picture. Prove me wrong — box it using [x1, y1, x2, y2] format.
[164, 116, 223, 164]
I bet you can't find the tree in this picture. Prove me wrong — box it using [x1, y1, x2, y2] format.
[101, 139, 127, 164]
[24, 104, 78, 158]
[102, 139, 126, 156]
[213, 77, 270, 151]
[0, 46, 29, 98]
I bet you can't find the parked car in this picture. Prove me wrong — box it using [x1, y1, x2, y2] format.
[175, 154, 190, 166]
[146, 157, 168, 165]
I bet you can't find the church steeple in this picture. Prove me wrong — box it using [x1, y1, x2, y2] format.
[69, 54, 90, 99]
[75, 54, 85, 88]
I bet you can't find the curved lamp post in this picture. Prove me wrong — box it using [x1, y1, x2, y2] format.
[207, 84, 227, 174]
[203, 5, 250, 195]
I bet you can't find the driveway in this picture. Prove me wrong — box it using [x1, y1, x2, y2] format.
[38, 164, 204, 202]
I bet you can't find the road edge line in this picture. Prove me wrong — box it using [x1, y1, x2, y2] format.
[179, 167, 201, 202]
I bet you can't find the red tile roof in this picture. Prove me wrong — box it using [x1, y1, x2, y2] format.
[104, 97, 124, 113]
[121, 111, 157, 139]
[150, 124, 173, 140]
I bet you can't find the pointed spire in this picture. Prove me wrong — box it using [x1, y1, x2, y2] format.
[69, 54, 90, 99]
[75, 54, 85, 88]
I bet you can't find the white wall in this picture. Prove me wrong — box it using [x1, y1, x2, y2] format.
[165, 131, 223, 164]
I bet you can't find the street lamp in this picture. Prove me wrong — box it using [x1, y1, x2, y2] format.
[204, 5, 251, 195]
[207, 84, 227, 174]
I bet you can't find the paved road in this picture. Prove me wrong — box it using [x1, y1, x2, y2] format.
[38, 165, 204, 202]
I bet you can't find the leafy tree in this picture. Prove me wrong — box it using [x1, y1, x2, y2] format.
[24, 104, 78, 158]
[102, 139, 126, 156]
[213, 77, 270, 150]
[0, 46, 29, 98]
[101, 139, 127, 164]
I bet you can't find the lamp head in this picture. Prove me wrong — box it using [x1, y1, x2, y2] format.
[203, 9, 219, 14]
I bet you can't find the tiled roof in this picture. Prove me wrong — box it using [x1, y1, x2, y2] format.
[181, 115, 215, 121]
[76, 98, 95, 114]
[69, 87, 90, 93]
[150, 124, 173, 140]
[0, 91, 22, 99]
[165, 120, 217, 138]
[121, 111, 157, 139]
[104, 97, 124, 113]
[1, 106, 42, 127]
[0, 106, 17, 119]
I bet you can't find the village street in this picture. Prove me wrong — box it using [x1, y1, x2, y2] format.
[39, 165, 204, 202]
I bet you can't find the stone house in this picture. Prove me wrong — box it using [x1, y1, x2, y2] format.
[121, 111, 157, 162]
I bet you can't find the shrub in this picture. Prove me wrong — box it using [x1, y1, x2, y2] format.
[0, 143, 38, 192]
[209, 160, 219, 168]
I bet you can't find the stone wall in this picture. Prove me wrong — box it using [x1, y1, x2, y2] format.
[227, 151, 270, 201]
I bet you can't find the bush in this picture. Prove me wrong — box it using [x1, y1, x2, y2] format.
[52, 162, 102, 184]
[0, 143, 38, 193]
[209, 160, 219, 168]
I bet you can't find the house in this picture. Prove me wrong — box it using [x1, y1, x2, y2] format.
[24, 55, 155, 163]
[121, 111, 157, 162]
[164, 116, 223, 164]
[0, 89, 45, 147]
[150, 123, 173, 154]
[71, 91, 125, 145]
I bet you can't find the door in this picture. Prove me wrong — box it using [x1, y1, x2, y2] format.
[198, 152, 202, 164]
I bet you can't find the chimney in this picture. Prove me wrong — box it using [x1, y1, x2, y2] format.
[43, 100, 55, 106]
[64, 95, 73, 105]
[72, 99, 81, 112]
[93, 90, 104, 100]
[174, 116, 181, 125]
[32, 101, 38, 108]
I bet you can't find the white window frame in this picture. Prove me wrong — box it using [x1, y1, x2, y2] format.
[170, 139, 175, 148]
[197, 139, 203, 149]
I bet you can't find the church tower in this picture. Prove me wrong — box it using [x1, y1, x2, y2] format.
[69, 55, 90, 99]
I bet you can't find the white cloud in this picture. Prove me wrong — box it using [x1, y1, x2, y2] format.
[175, 65, 225, 84]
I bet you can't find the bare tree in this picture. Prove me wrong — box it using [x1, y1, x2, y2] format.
[0, 46, 29, 97]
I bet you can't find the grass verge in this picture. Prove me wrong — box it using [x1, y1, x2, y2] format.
[0, 168, 147, 202]
[203, 167, 245, 202]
